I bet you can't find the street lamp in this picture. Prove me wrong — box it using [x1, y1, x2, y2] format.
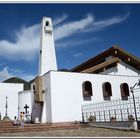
[130, 79, 140, 123]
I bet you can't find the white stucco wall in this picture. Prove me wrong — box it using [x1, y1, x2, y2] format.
[117, 62, 140, 76]
[0, 83, 23, 120]
[100, 62, 140, 76]
[18, 90, 32, 121]
[42, 72, 52, 123]
[46, 71, 140, 123]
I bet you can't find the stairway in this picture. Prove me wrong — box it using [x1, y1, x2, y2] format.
[0, 121, 85, 133]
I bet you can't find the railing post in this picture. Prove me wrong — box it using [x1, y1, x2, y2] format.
[120, 109, 123, 121]
[130, 87, 138, 122]
[127, 108, 129, 121]
[94, 112, 96, 121]
[99, 111, 101, 122]
[114, 109, 116, 120]
[90, 112, 92, 117]
[109, 110, 111, 122]
[82, 112, 85, 123]
[81, 109, 85, 123]
[86, 112, 88, 122]
[104, 111, 106, 122]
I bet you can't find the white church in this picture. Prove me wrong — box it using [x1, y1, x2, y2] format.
[0, 17, 140, 123]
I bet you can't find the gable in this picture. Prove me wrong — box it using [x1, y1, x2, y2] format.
[71, 45, 140, 73]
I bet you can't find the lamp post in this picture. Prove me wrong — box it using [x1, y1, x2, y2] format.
[130, 79, 140, 127]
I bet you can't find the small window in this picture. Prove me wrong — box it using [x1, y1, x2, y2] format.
[102, 82, 112, 100]
[46, 21, 49, 26]
[82, 81, 93, 97]
[120, 83, 129, 100]
[33, 84, 36, 94]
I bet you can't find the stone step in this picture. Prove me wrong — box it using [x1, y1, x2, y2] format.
[0, 125, 79, 133]
[0, 125, 74, 130]
[0, 122, 50, 127]
[0, 121, 12, 124]
[0, 123, 50, 128]
[0, 121, 13, 128]
[0, 124, 80, 130]
[0, 126, 77, 132]
[0, 123, 78, 129]
[2, 124, 79, 130]
[0, 123, 80, 133]
[0, 124, 13, 127]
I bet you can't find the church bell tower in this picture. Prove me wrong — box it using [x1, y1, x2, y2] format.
[39, 17, 57, 76]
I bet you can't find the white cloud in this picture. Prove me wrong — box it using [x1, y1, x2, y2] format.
[73, 52, 83, 58]
[0, 66, 35, 82]
[54, 14, 94, 41]
[0, 24, 40, 61]
[0, 14, 94, 62]
[20, 74, 35, 82]
[83, 11, 130, 32]
[0, 67, 13, 81]
[0, 12, 130, 81]
[55, 11, 130, 49]
[0, 12, 129, 62]
[53, 14, 68, 26]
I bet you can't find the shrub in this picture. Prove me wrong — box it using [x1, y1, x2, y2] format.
[110, 116, 116, 122]
[128, 115, 135, 121]
[88, 115, 96, 122]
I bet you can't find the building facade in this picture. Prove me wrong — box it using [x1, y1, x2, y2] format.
[0, 17, 140, 124]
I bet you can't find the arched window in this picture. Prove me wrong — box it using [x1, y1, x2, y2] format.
[82, 81, 93, 97]
[46, 21, 49, 26]
[120, 83, 129, 100]
[102, 82, 112, 100]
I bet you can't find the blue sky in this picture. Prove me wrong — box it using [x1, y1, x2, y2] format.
[0, 3, 140, 81]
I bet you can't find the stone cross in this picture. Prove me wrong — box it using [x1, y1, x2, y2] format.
[24, 104, 29, 114]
